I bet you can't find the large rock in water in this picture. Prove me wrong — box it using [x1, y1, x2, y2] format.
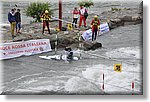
[83, 42, 102, 51]
[109, 18, 124, 29]
[122, 15, 133, 22]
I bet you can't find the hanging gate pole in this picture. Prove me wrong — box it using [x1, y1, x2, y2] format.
[55, 33, 58, 55]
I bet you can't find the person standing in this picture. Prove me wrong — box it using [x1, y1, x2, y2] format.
[91, 15, 100, 43]
[41, 10, 51, 35]
[72, 7, 79, 28]
[15, 9, 21, 34]
[79, 5, 87, 28]
[8, 9, 16, 39]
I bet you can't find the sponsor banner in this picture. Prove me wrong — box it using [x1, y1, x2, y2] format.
[0, 39, 52, 60]
[82, 29, 92, 41]
[100, 22, 110, 34]
[82, 23, 110, 41]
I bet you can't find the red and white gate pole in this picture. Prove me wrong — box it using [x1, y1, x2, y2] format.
[102, 73, 105, 92]
[132, 82, 134, 95]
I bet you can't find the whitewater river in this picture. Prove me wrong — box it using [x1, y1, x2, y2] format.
[1, 24, 142, 95]
[0, 0, 142, 95]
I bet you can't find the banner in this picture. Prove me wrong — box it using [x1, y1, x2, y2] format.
[82, 29, 92, 41]
[0, 39, 52, 60]
[82, 22, 110, 41]
[100, 22, 110, 34]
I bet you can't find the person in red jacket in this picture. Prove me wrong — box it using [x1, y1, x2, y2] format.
[79, 5, 87, 28]
[72, 7, 79, 28]
[91, 15, 100, 43]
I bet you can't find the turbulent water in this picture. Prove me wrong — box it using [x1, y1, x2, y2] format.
[1, 0, 143, 95]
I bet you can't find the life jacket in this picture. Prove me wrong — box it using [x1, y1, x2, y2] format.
[65, 47, 73, 60]
[91, 19, 100, 29]
[67, 51, 73, 60]
[93, 20, 99, 26]
[41, 13, 50, 21]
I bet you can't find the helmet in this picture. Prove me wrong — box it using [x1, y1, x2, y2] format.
[45, 10, 49, 13]
[94, 15, 98, 19]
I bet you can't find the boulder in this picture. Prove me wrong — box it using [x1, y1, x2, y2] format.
[109, 18, 124, 29]
[122, 15, 132, 22]
[132, 16, 142, 24]
[110, 18, 122, 23]
[83, 42, 102, 51]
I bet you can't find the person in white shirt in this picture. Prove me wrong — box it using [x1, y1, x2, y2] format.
[79, 5, 88, 28]
[72, 7, 79, 28]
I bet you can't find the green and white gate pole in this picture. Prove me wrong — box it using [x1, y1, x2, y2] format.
[78, 32, 82, 59]
[55, 33, 58, 55]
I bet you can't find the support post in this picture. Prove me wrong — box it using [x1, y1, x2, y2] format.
[59, 0, 62, 30]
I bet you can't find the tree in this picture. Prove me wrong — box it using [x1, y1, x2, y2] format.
[78, 0, 94, 8]
[25, 2, 53, 22]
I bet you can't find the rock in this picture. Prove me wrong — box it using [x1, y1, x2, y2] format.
[73, 29, 80, 33]
[64, 31, 69, 35]
[26, 34, 33, 38]
[61, 27, 67, 31]
[83, 42, 102, 51]
[122, 15, 132, 22]
[109, 18, 124, 29]
[132, 16, 140, 21]
[110, 18, 122, 23]
[58, 37, 75, 45]
[36, 36, 41, 39]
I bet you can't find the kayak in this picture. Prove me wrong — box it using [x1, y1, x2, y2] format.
[39, 55, 79, 61]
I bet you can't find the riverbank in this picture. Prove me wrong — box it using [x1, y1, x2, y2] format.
[1, 5, 142, 51]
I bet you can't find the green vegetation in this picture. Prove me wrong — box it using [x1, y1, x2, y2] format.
[111, 7, 131, 12]
[25, 2, 53, 22]
[78, 0, 94, 8]
[111, 8, 121, 11]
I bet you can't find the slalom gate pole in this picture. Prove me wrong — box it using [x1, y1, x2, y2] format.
[78, 32, 82, 59]
[55, 33, 58, 55]
[132, 82, 134, 95]
[102, 73, 105, 91]
[132, 61, 135, 95]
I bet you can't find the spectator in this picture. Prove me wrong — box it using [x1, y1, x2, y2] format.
[79, 5, 87, 28]
[15, 9, 21, 34]
[8, 9, 16, 39]
[72, 7, 79, 28]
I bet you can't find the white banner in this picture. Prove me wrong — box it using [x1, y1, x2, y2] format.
[100, 22, 110, 34]
[82, 23, 110, 41]
[82, 29, 92, 41]
[0, 39, 52, 60]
